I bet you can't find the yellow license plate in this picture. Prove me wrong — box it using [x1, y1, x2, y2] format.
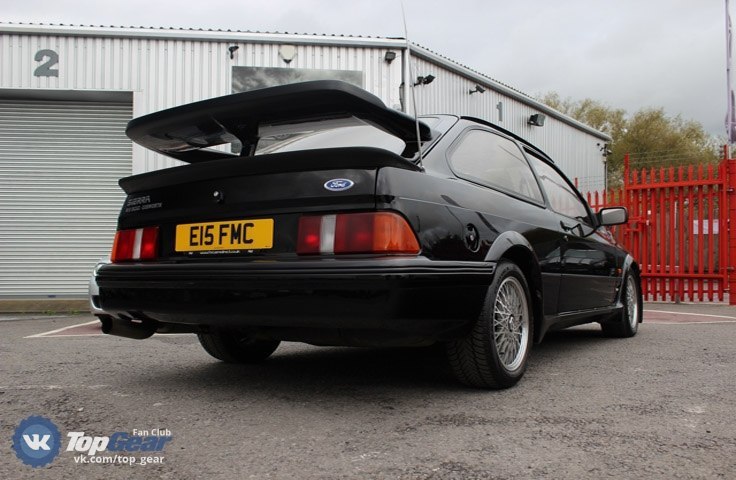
[175, 219, 274, 252]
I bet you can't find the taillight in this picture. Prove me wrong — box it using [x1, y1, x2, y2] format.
[111, 227, 159, 263]
[297, 212, 419, 255]
[296, 215, 324, 254]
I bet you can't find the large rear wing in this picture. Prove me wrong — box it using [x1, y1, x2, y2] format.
[126, 80, 432, 163]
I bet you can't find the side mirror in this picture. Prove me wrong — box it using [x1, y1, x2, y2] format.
[597, 207, 628, 226]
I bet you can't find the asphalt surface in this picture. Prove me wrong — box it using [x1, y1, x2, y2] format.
[1, 305, 735, 479]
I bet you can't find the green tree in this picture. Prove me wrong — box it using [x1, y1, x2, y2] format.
[538, 93, 721, 188]
[540, 92, 627, 141]
[612, 108, 720, 182]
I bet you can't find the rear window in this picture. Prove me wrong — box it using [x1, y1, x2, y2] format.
[256, 125, 406, 155]
[229, 116, 442, 158]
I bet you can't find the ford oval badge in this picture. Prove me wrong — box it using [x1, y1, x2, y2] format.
[324, 179, 355, 192]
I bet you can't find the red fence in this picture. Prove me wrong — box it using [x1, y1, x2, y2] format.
[582, 151, 736, 304]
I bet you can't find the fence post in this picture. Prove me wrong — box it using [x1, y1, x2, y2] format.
[726, 146, 736, 305]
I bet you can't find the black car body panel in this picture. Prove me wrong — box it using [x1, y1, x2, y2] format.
[97, 258, 493, 345]
[95, 81, 637, 350]
[119, 146, 422, 195]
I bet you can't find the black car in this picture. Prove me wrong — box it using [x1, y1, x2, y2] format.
[93, 80, 641, 389]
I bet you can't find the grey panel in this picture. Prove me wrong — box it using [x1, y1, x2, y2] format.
[0, 98, 132, 297]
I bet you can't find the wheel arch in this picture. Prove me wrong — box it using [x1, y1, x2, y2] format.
[621, 254, 643, 323]
[485, 232, 544, 343]
[626, 256, 641, 277]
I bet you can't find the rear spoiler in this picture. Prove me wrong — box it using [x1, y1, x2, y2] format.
[125, 80, 432, 163]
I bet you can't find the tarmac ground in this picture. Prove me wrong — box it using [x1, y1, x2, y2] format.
[1, 302, 734, 479]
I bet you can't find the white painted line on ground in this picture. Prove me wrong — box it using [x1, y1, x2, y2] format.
[0, 315, 75, 322]
[647, 320, 736, 325]
[24, 320, 100, 338]
[646, 320, 736, 325]
[645, 310, 736, 321]
[25, 320, 191, 339]
[32, 333, 103, 337]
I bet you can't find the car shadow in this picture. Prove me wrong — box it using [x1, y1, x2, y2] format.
[184, 343, 459, 394]
[534, 324, 610, 351]
[531, 325, 615, 354]
[125, 325, 618, 397]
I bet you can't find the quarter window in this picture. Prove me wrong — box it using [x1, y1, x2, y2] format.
[449, 130, 543, 202]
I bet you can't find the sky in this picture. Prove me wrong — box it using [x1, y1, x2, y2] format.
[3, 0, 730, 137]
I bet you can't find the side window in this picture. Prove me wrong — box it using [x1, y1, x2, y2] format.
[449, 130, 543, 202]
[528, 155, 591, 223]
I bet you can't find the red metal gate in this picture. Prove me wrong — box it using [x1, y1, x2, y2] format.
[582, 150, 736, 304]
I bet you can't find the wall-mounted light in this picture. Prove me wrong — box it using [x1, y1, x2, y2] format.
[469, 85, 486, 95]
[279, 45, 297, 64]
[597, 143, 612, 156]
[528, 113, 546, 127]
[413, 75, 435, 86]
[228, 45, 239, 59]
[384, 51, 397, 63]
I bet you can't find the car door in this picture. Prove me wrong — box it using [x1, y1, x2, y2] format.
[526, 154, 619, 312]
[557, 224, 622, 311]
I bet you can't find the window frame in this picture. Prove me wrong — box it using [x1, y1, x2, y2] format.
[523, 147, 596, 227]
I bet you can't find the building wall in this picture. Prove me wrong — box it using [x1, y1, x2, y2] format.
[0, 26, 611, 298]
[0, 29, 410, 298]
[0, 28, 607, 188]
[409, 55, 606, 189]
[0, 31, 403, 174]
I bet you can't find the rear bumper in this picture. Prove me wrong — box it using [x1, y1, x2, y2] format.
[96, 257, 495, 341]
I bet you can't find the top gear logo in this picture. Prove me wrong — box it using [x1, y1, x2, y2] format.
[12, 415, 62, 468]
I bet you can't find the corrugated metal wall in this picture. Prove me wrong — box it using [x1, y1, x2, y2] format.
[0, 99, 131, 297]
[410, 55, 605, 189]
[0, 30, 605, 186]
[0, 32, 402, 174]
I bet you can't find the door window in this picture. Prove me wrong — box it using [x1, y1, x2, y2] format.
[528, 155, 591, 224]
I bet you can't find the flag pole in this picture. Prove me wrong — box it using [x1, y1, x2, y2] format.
[727, 0, 734, 148]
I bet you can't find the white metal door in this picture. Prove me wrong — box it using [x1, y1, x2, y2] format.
[0, 98, 132, 297]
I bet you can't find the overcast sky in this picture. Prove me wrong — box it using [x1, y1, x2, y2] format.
[3, 0, 730, 136]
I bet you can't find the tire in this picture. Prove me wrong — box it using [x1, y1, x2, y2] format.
[601, 271, 642, 338]
[197, 332, 280, 363]
[446, 260, 534, 389]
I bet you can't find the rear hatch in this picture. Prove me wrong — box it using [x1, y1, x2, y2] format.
[111, 81, 434, 263]
[116, 147, 420, 261]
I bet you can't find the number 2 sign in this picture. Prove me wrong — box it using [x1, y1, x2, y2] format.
[34, 49, 59, 77]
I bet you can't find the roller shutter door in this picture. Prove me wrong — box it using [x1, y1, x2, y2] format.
[0, 99, 132, 297]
